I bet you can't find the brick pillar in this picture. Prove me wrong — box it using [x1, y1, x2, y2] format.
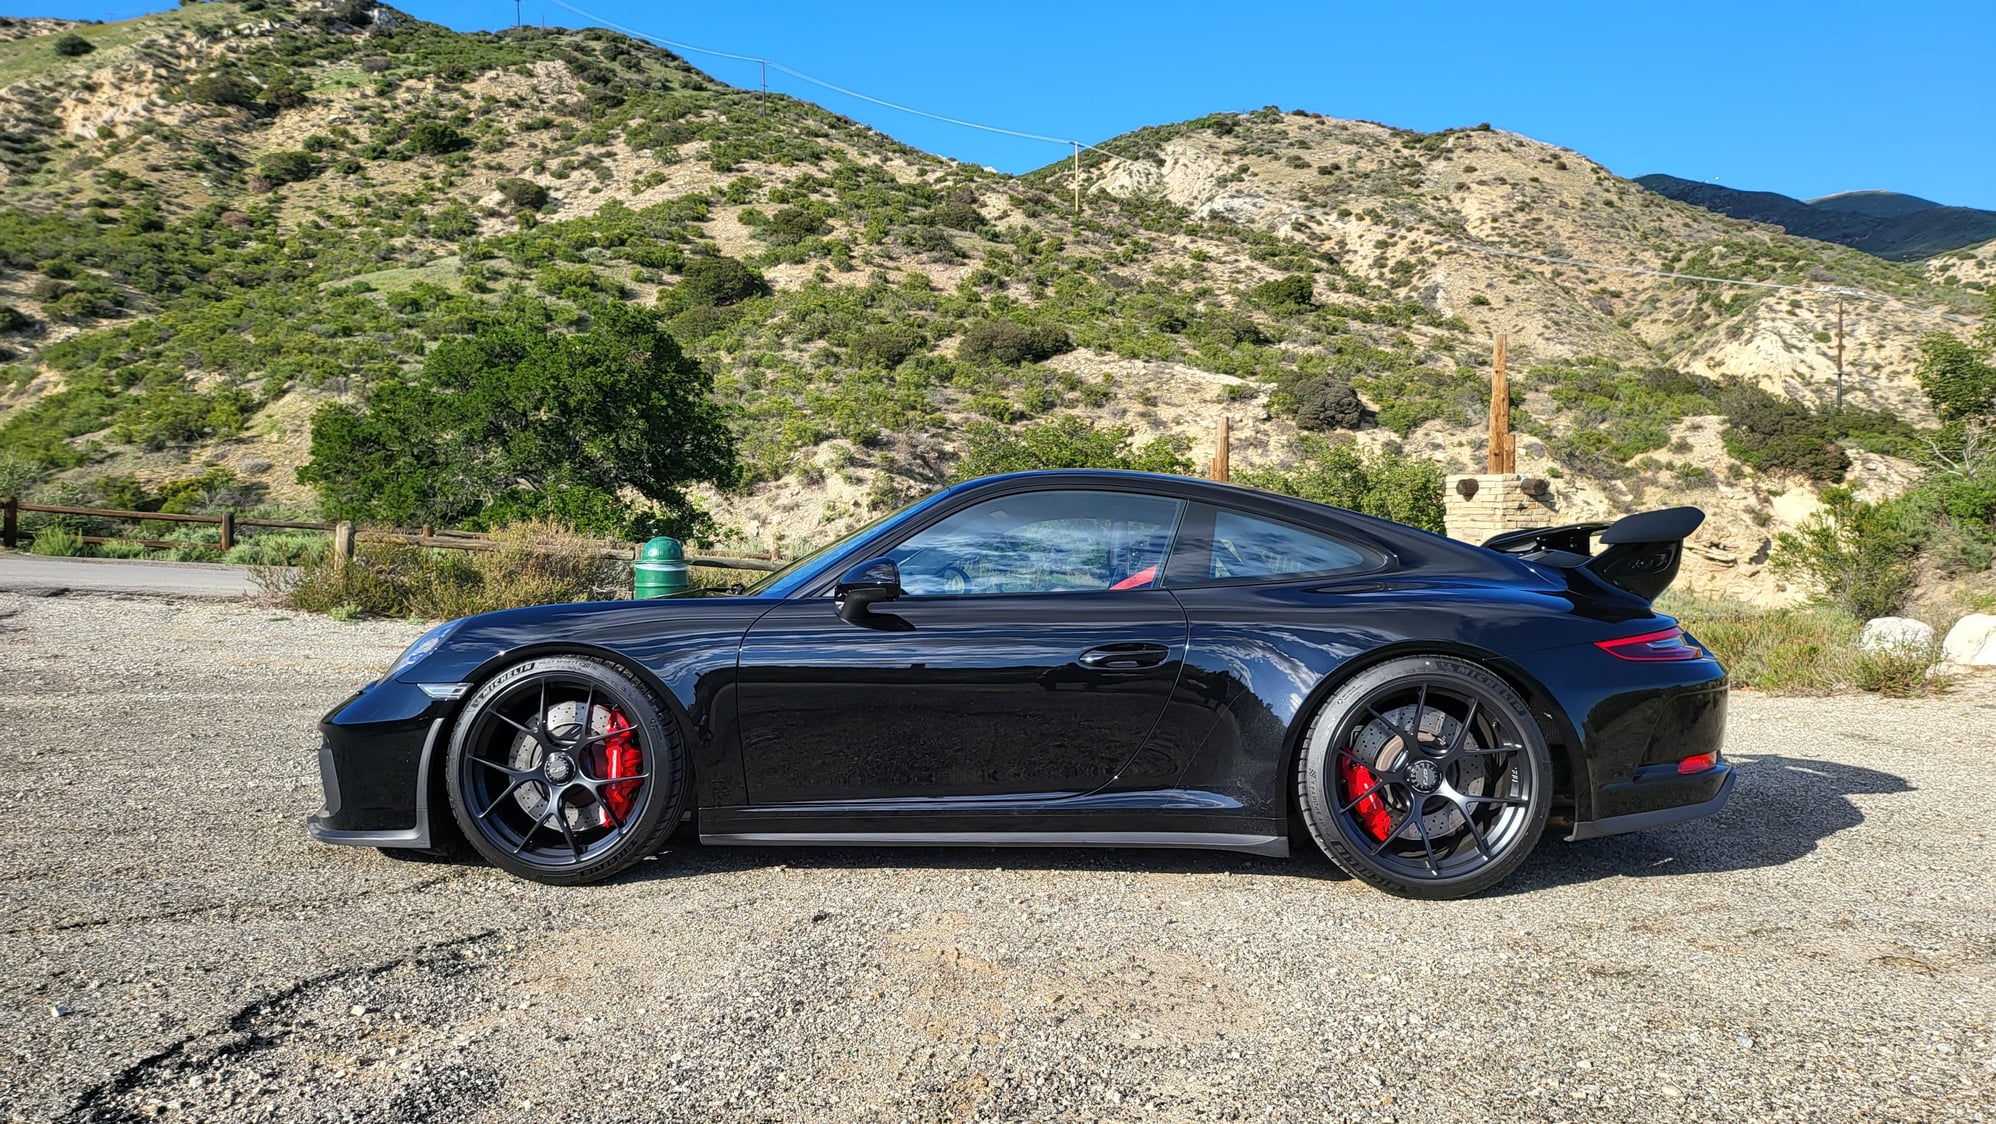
[1443, 474, 1554, 545]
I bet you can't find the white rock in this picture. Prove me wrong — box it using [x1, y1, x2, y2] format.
[1941, 614, 1996, 666]
[1858, 617, 1935, 654]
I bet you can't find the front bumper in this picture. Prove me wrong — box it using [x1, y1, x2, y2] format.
[306, 679, 453, 849]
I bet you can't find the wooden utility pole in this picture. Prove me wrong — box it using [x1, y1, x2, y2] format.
[1835, 291, 1845, 412]
[1072, 142, 1081, 215]
[1488, 333, 1514, 473]
[760, 60, 768, 115]
[1211, 417, 1231, 483]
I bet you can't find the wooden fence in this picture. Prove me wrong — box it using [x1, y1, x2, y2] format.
[0, 498, 786, 571]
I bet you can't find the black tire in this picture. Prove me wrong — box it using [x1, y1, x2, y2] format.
[445, 655, 690, 885]
[1296, 655, 1551, 900]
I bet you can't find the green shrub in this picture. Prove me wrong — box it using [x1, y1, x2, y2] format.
[224, 531, 328, 567]
[676, 256, 768, 307]
[958, 320, 1072, 366]
[758, 206, 829, 246]
[1771, 489, 1921, 619]
[27, 525, 87, 556]
[1197, 311, 1266, 347]
[1290, 375, 1362, 431]
[1721, 384, 1849, 483]
[850, 324, 924, 369]
[951, 414, 1190, 481]
[53, 32, 94, 57]
[495, 178, 550, 211]
[1237, 437, 1445, 533]
[185, 72, 256, 108]
[930, 198, 984, 231]
[405, 121, 469, 156]
[1245, 274, 1315, 314]
[0, 306, 31, 334]
[255, 150, 318, 185]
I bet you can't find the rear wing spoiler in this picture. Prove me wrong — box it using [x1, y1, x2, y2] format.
[1481, 507, 1704, 602]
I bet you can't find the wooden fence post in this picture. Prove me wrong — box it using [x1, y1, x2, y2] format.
[219, 510, 235, 553]
[2, 496, 15, 549]
[1210, 417, 1231, 483]
[333, 521, 355, 565]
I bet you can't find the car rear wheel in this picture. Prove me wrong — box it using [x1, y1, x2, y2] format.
[444, 655, 688, 885]
[1296, 656, 1551, 900]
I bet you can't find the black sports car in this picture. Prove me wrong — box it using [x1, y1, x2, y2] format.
[310, 470, 1731, 899]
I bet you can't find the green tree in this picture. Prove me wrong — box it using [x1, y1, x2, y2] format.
[1915, 332, 1996, 422]
[298, 300, 737, 537]
[53, 32, 94, 57]
[951, 414, 1191, 482]
[1771, 489, 1922, 620]
[1237, 437, 1446, 533]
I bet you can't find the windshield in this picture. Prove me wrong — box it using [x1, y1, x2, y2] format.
[741, 484, 956, 598]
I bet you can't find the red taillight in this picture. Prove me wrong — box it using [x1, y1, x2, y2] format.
[1678, 752, 1718, 775]
[1595, 627, 1705, 662]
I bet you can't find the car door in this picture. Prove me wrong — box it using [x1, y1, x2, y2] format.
[735, 488, 1191, 806]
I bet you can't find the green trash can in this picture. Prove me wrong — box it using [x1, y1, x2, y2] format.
[634, 536, 689, 599]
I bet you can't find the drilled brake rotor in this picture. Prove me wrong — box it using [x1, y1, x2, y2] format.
[1352, 703, 1491, 839]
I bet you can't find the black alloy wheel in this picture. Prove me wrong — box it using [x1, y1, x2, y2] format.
[445, 655, 688, 885]
[1297, 655, 1552, 900]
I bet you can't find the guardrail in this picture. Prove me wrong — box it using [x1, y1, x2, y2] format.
[0, 497, 786, 571]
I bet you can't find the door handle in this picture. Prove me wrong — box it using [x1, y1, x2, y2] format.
[1077, 642, 1171, 669]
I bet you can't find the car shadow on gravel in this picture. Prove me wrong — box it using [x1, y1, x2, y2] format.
[619, 837, 1356, 884]
[1491, 753, 1914, 896]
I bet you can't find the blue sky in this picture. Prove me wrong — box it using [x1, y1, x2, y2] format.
[43, 0, 1996, 209]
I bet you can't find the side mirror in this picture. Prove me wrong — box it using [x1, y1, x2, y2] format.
[835, 557, 903, 621]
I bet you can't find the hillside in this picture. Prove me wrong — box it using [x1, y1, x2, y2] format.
[1636, 174, 1996, 261]
[0, 0, 1987, 605]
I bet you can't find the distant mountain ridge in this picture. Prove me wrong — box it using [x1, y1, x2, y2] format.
[1636, 174, 1996, 261]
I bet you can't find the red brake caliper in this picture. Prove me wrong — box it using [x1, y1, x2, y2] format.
[598, 706, 642, 824]
[1339, 755, 1393, 841]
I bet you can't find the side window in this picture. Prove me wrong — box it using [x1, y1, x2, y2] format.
[888, 490, 1183, 596]
[1206, 509, 1365, 581]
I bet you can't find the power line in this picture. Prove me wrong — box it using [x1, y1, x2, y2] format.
[1271, 208, 1976, 324]
[534, 0, 1978, 328]
[542, 0, 1077, 146]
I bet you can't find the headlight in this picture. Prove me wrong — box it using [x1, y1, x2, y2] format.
[384, 621, 461, 681]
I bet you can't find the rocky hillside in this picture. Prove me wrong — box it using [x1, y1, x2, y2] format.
[0, 1, 1987, 604]
[1636, 174, 1996, 262]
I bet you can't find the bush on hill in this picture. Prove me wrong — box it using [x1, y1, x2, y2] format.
[958, 320, 1072, 366]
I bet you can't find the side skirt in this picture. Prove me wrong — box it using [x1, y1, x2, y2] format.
[699, 830, 1289, 858]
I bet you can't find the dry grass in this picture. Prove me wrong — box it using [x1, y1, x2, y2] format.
[1661, 592, 1950, 697]
[257, 519, 624, 619]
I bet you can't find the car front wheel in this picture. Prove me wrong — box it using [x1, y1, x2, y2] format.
[444, 655, 688, 885]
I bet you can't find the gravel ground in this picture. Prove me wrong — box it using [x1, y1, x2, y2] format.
[1, 589, 1992, 1123]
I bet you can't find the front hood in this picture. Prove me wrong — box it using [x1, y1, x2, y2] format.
[398, 595, 780, 686]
